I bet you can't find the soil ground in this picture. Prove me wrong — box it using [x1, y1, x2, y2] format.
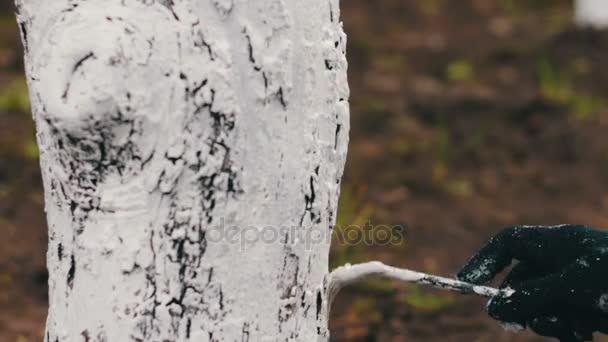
[2, 0, 608, 341]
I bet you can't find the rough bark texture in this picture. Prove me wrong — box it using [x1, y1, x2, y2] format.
[576, 0, 608, 28]
[16, 0, 349, 340]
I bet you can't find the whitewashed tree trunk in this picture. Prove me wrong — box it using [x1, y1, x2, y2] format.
[16, 0, 349, 340]
[576, 0, 608, 28]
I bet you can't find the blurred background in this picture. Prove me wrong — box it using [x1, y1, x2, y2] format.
[1, 0, 608, 341]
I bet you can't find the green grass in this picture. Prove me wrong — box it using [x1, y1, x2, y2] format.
[400, 285, 455, 311]
[23, 138, 39, 160]
[420, 0, 444, 17]
[0, 77, 30, 113]
[499, 0, 517, 13]
[445, 59, 474, 82]
[432, 114, 451, 185]
[499, 0, 558, 15]
[537, 59, 604, 120]
[445, 179, 473, 198]
[0, 77, 38, 160]
[387, 139, 412, 157]
[358, 97, 387, 115]
[352, 297, 383, 323]
[331, 184, 376, 268]
[0, 16, 20, 48]
[374, 53, 406, 73]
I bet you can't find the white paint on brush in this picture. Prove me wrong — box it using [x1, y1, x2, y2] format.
[327, 261, 501, 310]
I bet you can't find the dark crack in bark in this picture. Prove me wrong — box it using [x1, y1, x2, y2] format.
[300, 166, 321, 226]
[62, 52, 96, 101]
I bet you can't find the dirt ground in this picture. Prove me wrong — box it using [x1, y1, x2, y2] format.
[2, 0, 608, 341]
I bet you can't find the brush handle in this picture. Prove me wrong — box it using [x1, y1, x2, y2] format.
[409, 269, 500, 297]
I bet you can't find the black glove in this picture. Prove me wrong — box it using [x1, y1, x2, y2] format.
[457, 224, 608, 342]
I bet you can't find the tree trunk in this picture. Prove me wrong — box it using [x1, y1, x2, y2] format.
[16, 0, 349, 340]
[576, 0, 608, 28]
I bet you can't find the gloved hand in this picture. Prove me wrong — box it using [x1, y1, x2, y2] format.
[457, 224, 608, 342]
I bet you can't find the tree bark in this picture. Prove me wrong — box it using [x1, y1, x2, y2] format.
[16, 0, 349, 340]
[576, 0, 608, 28]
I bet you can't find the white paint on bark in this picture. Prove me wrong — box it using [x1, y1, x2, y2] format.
[576, 0, 608, 28]
[17, 0, 349, 340]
